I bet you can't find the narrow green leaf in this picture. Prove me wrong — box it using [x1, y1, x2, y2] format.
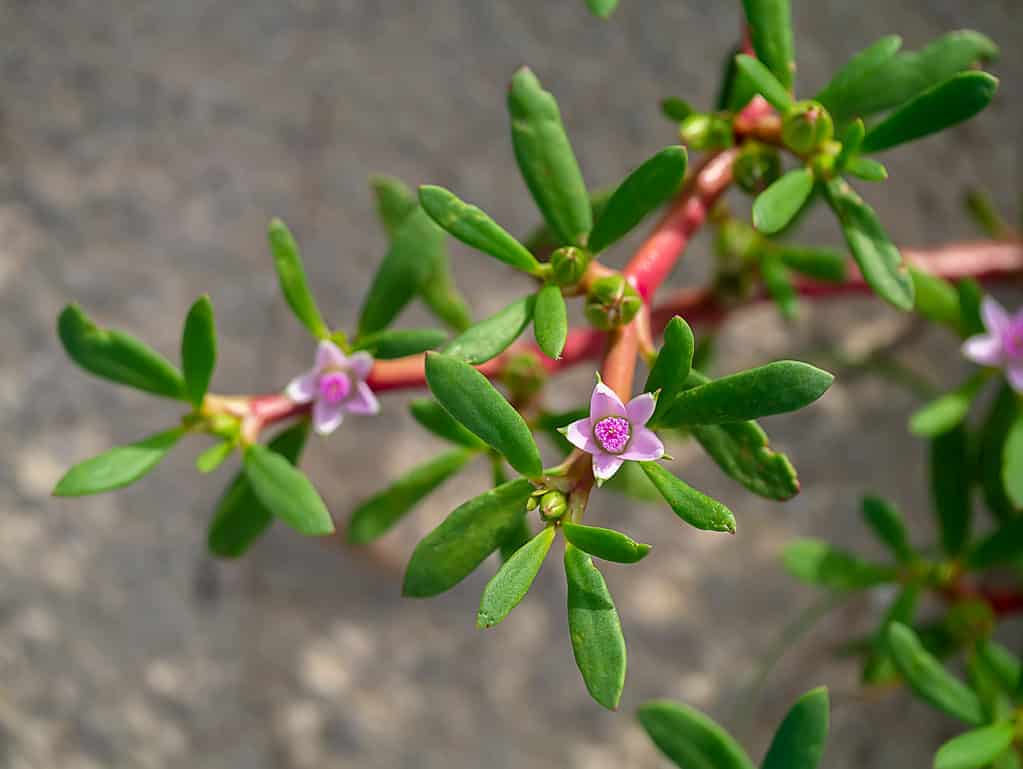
[976, 641, 1021, 698]
[53, 428, 184, 496]
[863, 584, 921, 684]
[775, 245, 847, 282]
[565, 543, 627, 710]
[562, 522, 651, 564]
[181, 295, 217, 406]
[835, 119, 866, 170]
[762, 687, 829, 769]
[243, 442, 334, 536]
[442, 295, 534, 365]
[753, 169, 814, 235]
[347, 449, 475, 544]
[782, 539, 895, 590]
[967, 516, 1023, 570]
[195, 440, 234, 474]
[588, 147, 687, 254]
[660, 97, 694, 122]
[910, 374, 987, 437]
[508, 68, 592, 247]
[978, 385, 1022, 521]
[861, 72, 998, 154]
[533, 283, 568, 360]
[419, 185, 541, 274]
[761, 252, 798, 320]
[267, 219, 329, 339]
[931, 426, 972, 555]
[585, 0, 618, 19]
[886, 622, 985, 725]
[353, 328, 448, 359]
[477, 525, 555, 628]
[734, 54, 793, 113]
[403, 478, 534, 597]
[57, 304, 186, 399]
[934, 723, 1016, 769]
[910, 267, 961, 331]
[815, 35, 903, 118]
[958, 279, 986, 337]
[409, 398, 487, 448]
[861, 495, 912, 562]
[645, 316, 695, 424]
[370, 174, 417, 237]
[824, 177, 914, 310]
[425, 353, 543, 477]
[692, 420, 800, 501]
[638, 699, 755, 769]
[640, 462, 736, 533]
[1004, 411, 1023, 508]
[603, 458, 664, 502]
[740, 0, 795, 90]
[420, 246, 473, 332]
[845, 157, 888, 182]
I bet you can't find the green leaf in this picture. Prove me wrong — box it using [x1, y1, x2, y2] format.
[588, 147, 687, 254]
[835, 119, 866, 169]
[403, 478, 534, 597]
[584, 0, 618, 19]
[267, 219, 329, 339]
[425, 353, 543, 477]
[958, 279, 985, 337]
[1004, 411, 1023, 508]
[910, 267, 961, 331]
[861, 72, 998, 154]
[180, 296, 216, 406]
[243, 442, 334, 536]
[57, 304, 186, 400]
[844, 157, 888, 182]
[409, 398, 487, 448]
[934, 723, 1016, 769]
[638, 699, 755, 769]
[654, 360, 833, 428]
[640, 462, 736, 533]
[358, 206, 445, 336]
[862, 584, 921, 684]
[815, 35, 903, 120]
[734, 54, 793, 112]
[753, 169, 814, 235]
[967, 516, 1023, 570]
[195, 440, 233, 474]
[775, 245, 847, 282]
[565, 543, 627, 710]
[533, 283, 568, 360]
[930, 426, 972, 556]
[477, 525, 555, 628]
[782, 539, 895, 590]
[603, 458, 664, 502]
[442, 295, 535, 365]
[691, 420, 800, 501]
[353, 328, 448, 359]
[645, 316, 695, 424]
[660, 97, 694, 122]
[420, 247, 473, 332]
[562, 522, 651, 564]
[508, 68, 592, 247]
[762, 687, 829, 769]
[347, 449, 475, 544]
[418, 185, 541, 274]
[860, 495, 912, 562]
[886, 622, 985, 725]
[978, 385, 1022, 521]
[53, 428, 184, 496]
[761, 252, 798, 320]
[975, 641, 1021, 698]
[370, 174, 417, 236]
[207, 422, 308, 558]
[824, 177, 914, 310]
[740, 0, 795, 90]
[910, 374, 987, 437]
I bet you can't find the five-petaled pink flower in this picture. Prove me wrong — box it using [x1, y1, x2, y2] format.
[561, 378, 665, 484]
[286, 341, 380, 435]
[962, 296, 1023, 393]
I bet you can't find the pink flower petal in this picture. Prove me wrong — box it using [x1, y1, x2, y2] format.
[285, 370, 319, 403]
[962, 334, 1004, 367]
[592, 452, 624, 482]
[981, 296, 1010, 336]
[625, 392, 656, 426]
[313, 398, 344, 435]
[315, 340, 348, 372]
[620, 427, 665, 462]
[344, 381, 381, 415]
[1007, 362, 1023, 394]
[590, 381, 627, 420]
[348, 351, 374, 380]
[562, 418, 596, 452]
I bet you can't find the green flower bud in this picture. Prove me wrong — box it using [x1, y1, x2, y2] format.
[809, 140, 842, 179]
[734, 142, 782, 194]
[715, 219, 761, 263]
[550, 246, 592, 286]
[525, 495, 539, 512]
[501, 352, 547, 401]
[679, 114, 732, 151]
[539, 490, 568, 521]
[584, 275, 642, 330]
[781, 101, 834, 155]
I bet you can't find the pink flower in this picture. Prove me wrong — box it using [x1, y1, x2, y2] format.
[560, 378, 665, 484]
[962, 297, 1023, 393]
[286, 341, 380, 435]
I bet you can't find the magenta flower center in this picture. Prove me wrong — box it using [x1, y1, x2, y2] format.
[593, 416, 631, 454]
[318, 371, 352, 404]
[1004, 320, 1023, 358]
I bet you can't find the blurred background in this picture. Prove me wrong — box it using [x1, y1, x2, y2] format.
[1, 1, 1020, 767]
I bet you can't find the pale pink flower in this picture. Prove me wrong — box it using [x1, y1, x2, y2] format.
[962, 296, 1023, 393]
[286, 341, 380, 435]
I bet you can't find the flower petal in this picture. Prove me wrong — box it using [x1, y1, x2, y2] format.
[285, 371, 319, 403]
[590, 380, 627, 420]
[348, 351, 374, 380]
[1007, 362, 1023, 394]
[620, 427, 665, 462]
[592, 452, 624, 482]
[313, 398, 344, 435]
[344, 381, 381, 415]
[625, 392, 656, 426]
[315, 340, 348, 371]
[562, 418, 596, 452]
[981, 296, 1010, 336]
[962, 334, 1004, 367]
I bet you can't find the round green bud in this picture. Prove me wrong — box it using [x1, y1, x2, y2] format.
[501, 352, 547, 401]
[550, 246, 592, 286]
[809, 139, 841, 179]
[539, 490, 568, 521]
[525, 495, 539, 512]
[584, 275, 642, 330]
[781, 101, 834, 155]
[714, 219, 761, 263]
[679, 114, 713, 149]
[734, 142, 782, 194]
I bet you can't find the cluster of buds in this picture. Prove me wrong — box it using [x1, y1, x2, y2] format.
[526, 487, 568, 521]
[584, 275, 642, 330]
[550, 245, 593, 286]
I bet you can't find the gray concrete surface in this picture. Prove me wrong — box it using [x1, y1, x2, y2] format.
[1, 1, 1020, 767]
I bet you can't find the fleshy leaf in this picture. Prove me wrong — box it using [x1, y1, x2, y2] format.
[734, 54, 793, 112]
[934, 723, 1016, 769]
[930, 426, 972, 556]
[753, 169, 814, 235]
[860, 495, 912, 562]
[660, 98, 694, 122]
[761, 252, 798, 319]
[782, 539, 895, 590]
[196, 440, 234, 474]
[638, 699, 755, 769]
[585, 0, 618, 19]
[561, 522, 651, 564]
[691, 421, 799, 501]
[243, 442, 334, 536]
[775, 245, 847, 282]
[815, 35, 903, 120]
[442, 295, 535, 365]
[180, 295, 217, 407]
[409, 398, 487, 448]
[740, 0, 795, 90]
[353, 328, 448, 359]
[1003, 411, 1023, 508]
[267, 219, 330, 339]
[761, 687, 830, 769]
[533, 283, 568, 360]
[477, 525, 555, 628]
[370, 174, 417, 237]
[640, 462, 736, 533]
[910, 374, 986, 437]
[967, 516, 1023, 571]
[644, 316, 695, 424]
[910, 267, 962, 331]
[53, 428, 185, 497]
[978, 385, 1022, 521]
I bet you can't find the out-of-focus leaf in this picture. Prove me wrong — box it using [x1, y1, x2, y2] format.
[268, 219, 330, 339]
[815, 35, 903, 120]
[775, 245, 847, 282]
[370, 174, 417, 236]
[861, 495, 912, 562]
[782, 539, 895, 590]
[180, 295, 217, 407]
[909, 373, 987, 437]
[934, 723, 1015, 769]
[409, 398, 487, 448]
[753, 168, 814, 235]
[761, 687, 830, 769]
[931, 426, 972, 555]
[638, 699, 755, 769]
[740, 0, 795, 90]
[978, 385, 1022, 521]
[734, 54, 793, 113]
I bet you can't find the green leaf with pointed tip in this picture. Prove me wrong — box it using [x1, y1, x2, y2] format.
[419, 185, 541, 274]
[978, 385, 1022, 521]
[420, 256, 473, 332]
[935, 723, 1016, 769]
[734, 54, 793, 112]
[358, 207, 445, 336]
[862, 584, 921, 684]
[967, 516, 1023, 571]
[692, 420, 800, 500]
[762, 252, 798, 320]
[603, 458, 663, 502]
[910, 374, 987, 437]
[508, 68, 592, 247]
[845, 157, 888, 182]
[403, 478, 534, 597]
[53, 428, 184, 496]
[477, 525, 555, 628]
[835, 119, 866, 170]
[740, 0, 794, 90]
[774, 245, 847, 282]
[645, 316, 695, 424]
[753, 169, 814, 235]
[958, 279, 985, 338]
[533, 283, 568, 360]
[584, 0, 617, 19]
[815, 35, 903, 120]
[353, 328, 448, 359]
[588, 146, 687, 254]
[782, 539, 895, 590]
[562, 522, 651, 564]
[425, 353, 543, 477]
[654, 360, 832, 428]
[370, 174, 417, 237]
[196, 440, 233, 474]
[58, 304, 187, 400]
[347, 448, 475, 544]
[976, 641, 1021, 698]
[267, 219, 329, 339]
[638, 699, 755, 769]
[181, 295, 216, 406]
[762, 687, 829, 769]
[910, 267, 961, 331]
[640, 462, 736, 533]
[243, 442, 333, 536]
[409, 398, 487, 448]
[861, 72, 997, 154]
[931, 426, 972, 556]
[442, 295, 535, 365]
[660, 98, 694, 122]
[824, 177, 914, 310]
[887, 622, 985, 725]
[565, 543, 626, 710]
[207, 422, 308, 558]
[861, 495, 912, 563]
[1004, 411, 1023, 508]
